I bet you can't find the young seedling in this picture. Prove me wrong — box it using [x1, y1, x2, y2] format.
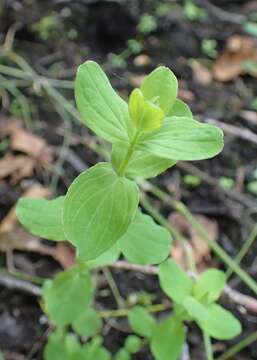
[15, 61, 238, 359]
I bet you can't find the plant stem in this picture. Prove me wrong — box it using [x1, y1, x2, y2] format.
[102, 267, 125, 309]
[226, 224, 257, 280]
[203, 331, 214, 360]
[100, 302, 170, 318]
[215, 331, 257, 360]
[117, 131, 140, 176]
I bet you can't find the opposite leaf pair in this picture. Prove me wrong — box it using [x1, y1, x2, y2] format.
[17, 61, 224, 261]
[17, 193, 171, 264]
[128, 260, 241, 360]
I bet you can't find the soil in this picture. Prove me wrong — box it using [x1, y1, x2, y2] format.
[0, 0, 257, 359]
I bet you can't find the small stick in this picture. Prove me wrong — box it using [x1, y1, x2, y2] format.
[206, 118, 257, 146]
[0, 272, 41, 296]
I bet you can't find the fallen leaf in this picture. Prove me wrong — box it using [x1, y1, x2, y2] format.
[0, 116, 53, 166]
[213, 35, 257, 81]
[0, 153, 34, 184]
[169, 212, 218, 271]
[191, 61, 212, 85]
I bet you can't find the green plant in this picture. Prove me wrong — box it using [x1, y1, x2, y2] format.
[201, 39, 218, 59]
[183, 0, 207, 22]
[137, 14, 158, 35]
[219, 176, 235, 189]
[244, 22, 257, 37]
[15, 61, 237, 359]
[31, 14, 60, 41]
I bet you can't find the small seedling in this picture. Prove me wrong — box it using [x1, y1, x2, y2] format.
[16, 61, 239, 359]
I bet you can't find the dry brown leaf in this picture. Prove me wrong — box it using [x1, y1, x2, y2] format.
[191, 61, 212, 85]
[213, 35, 257, 81]
[0, 116, 53, 166]
[169, 212, 218, 271]
[0, 153, 34, 184]
[10, 128, 53, 166]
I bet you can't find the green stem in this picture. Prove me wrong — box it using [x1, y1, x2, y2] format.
[102, 267, 125, 309]
[215, 331, 257, 360]
[203, 331, 214, 360]
[226, 225, 257, 280]
[100, 302, 170, 318]
[117, 131, 140, 176]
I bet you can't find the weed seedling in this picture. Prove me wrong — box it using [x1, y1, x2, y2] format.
[16, 61, 241, 359]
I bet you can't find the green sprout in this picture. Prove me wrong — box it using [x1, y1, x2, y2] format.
[15, 61, 234, 360]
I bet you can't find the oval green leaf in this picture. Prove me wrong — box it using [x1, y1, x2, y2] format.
[72, 307, 102, 337]
[119, 212, 171, 265]
[150, 316, 186, 360]
[159, 259, 193, 303]
[193, 269, 226, 303]
[16, 196, 66, 241]
[140, 66, 178, 114]
[63, 163, 139, 260]
[198, 303, 242, 340]
[75, 61, 133, 143]
[138, 117, 224, 161]
[128, 88, 164, 132]
[43, 265, 92, 326]
[168, 99, 193, 118]
[128, 306, 156, 338]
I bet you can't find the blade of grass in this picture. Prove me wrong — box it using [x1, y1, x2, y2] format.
[226, 225, 257, 280]
[215, 331, 257, 360]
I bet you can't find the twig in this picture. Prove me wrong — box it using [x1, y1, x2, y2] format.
[0, 271, 41, 296]
[223, 286, 257, 313]
[194, 0, 246, 24]
[206, 118, 257, 146]
[109, 261, 257, 314]
[110, 260, 158, 275]
[177, 161, 256, 211]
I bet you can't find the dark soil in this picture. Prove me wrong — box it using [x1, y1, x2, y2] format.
[0, 0, 257, 359]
